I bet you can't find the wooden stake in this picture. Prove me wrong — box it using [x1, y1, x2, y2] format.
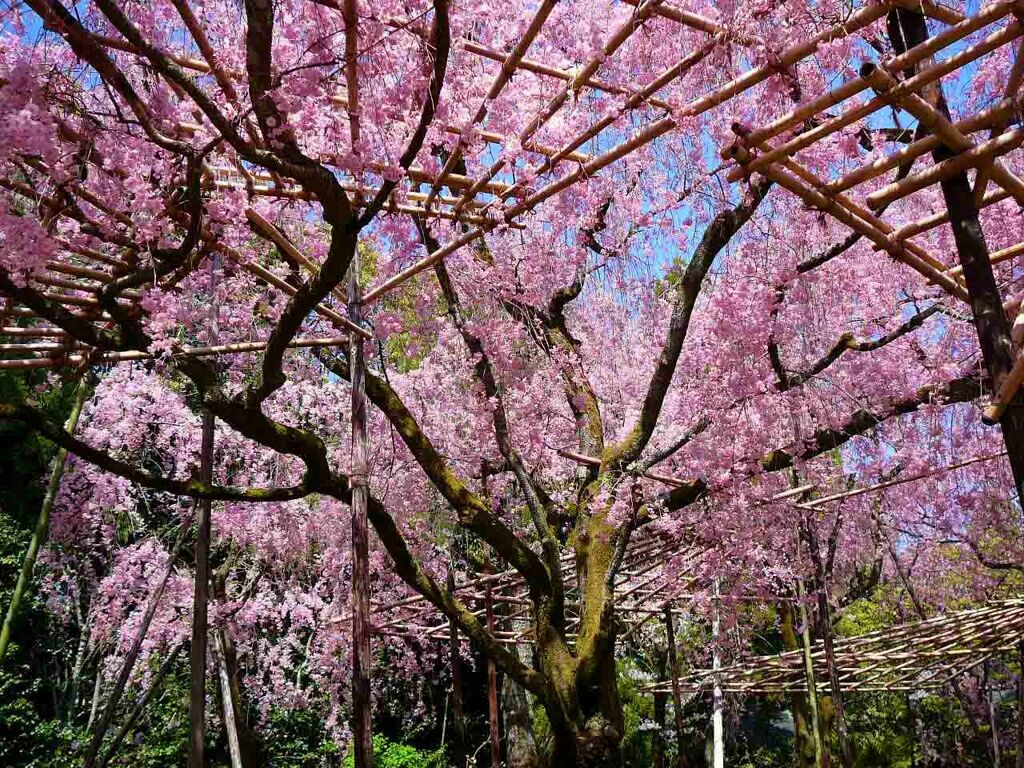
[349, 230, 374, 768]
[190, 407, 214, 768]
[486, 558, 501, 768]
[664, 606, 687, 768]
[190, 254, 219, 768]
[448, 568, 466, 768]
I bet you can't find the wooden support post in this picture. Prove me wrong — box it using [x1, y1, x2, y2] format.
[711, 582, 724, 768]
[190, 254, 219, 768]
[795, 523, 826, 768]
[664, 607, 687, 768]
[0, 374, 89, 662]
[817, 589, 853, 768]
[350, 245, 374, 768]
[1016, 639, 1023, 768]
[190, 407, 214, 768]
[448, 568, 466, 768]
[989, 658, 1003, 768]
[485, 559, 501, 768]
[889, 7, 1024, 502]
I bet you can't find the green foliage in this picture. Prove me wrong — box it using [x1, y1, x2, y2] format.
[342, 735, 445, 768]
[262, 706, 342, 767]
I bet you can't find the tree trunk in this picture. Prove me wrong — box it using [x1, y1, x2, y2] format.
[502, 639, 539, 768]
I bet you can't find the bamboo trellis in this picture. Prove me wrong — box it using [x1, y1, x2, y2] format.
[332, 532, 708, 647]
[643, 600, 1024, 694]
[3, 4, 1023, 754]
[5, 0, 1023, 403]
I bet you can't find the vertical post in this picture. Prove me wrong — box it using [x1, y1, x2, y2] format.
[350, 245, 373, 768]
[664, 606, 687, 768]
[190, 407, 214, 768]
[485, 560, 501, 768]
[817, 588, 853, 768]
[989, 660, 1003, 768]
[1017, 639, 1023, 768]
[795, 522, 825, 768]
[796, 575, 824, 768]
[0, 374, 89, 662]
[190, 255, 219, 768]
[907, 693, 917, 768]
[448, 568, 466, 768]
[711, 581, 724, 768]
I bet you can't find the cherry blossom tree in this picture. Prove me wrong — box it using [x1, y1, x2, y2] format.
[0, 0, 1021, 764]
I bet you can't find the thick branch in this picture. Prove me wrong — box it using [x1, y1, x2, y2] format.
[613, 177, 773, 468]
[316, 350, 551, 591]
[0, 403, 312, 501]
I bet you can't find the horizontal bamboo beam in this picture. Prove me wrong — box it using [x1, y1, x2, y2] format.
[728, 145, 970, 301]
[1, 326, 66, 338]
[865, 126, 1024, 209]
[726, 15, 1023, 182]
[735, 0, 1014, 152]
[825, 97, 1021, 196]
[891, 187, 1011, 241]
[984, 353, 1024, 422]
[946, 240, 1024, 278]
[860, 62, 1024, 208]
[361, 227, 486, 304]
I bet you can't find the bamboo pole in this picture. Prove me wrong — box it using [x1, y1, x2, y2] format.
[348, 222, 374, 768]
[860, 62, 1024, 208]
[735, 0, 1019, 152]
[726, 17, 1023, 183]
[984, 352, 1024, 423]
[361, 227, 485, 304]
[865, 127, 1024, 209]
[712, 581, 724, 768]
[664, 606, 687, 768]
[426, 0, 558, 211]
[0, 376, 89, 662]
[497, 36, 720, 202]
[947, 241, 1024, 278]
[728, 145, 970, 301]
[826, 97, 1021, 196]
[454, 0, 668, 213]
[973, 38, 1024, 202]
[893, 187, 1011, 241]
[485, 559, 501, 768]
[216, 630, 245, 768]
